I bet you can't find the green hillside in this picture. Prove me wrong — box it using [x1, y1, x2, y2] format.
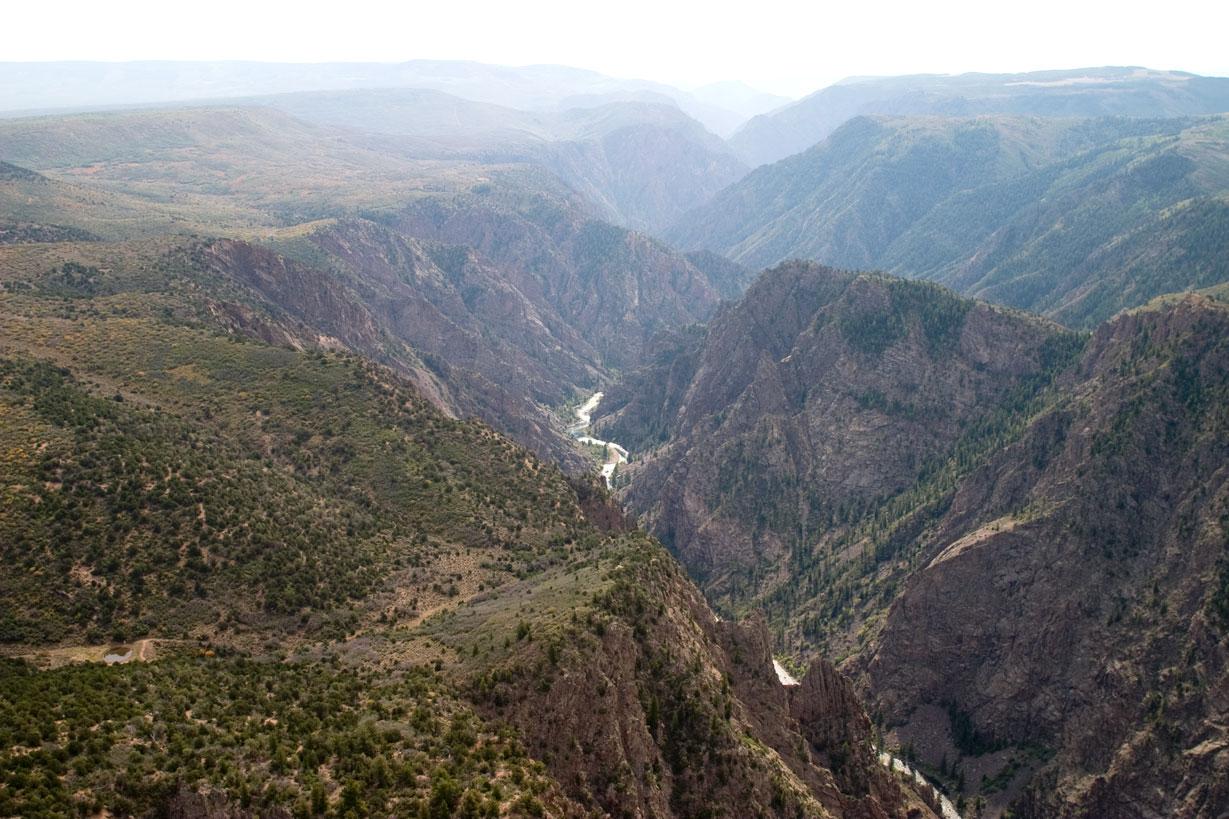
[0, 221, 931, 817]
[669, 115, 1229, 327]
[729, 67, 1229, 167]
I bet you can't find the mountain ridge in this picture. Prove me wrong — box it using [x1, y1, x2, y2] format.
[730, 66, 1229, 167]
[600, 258, 1229, 816]
[0, 237, 938, 817]
[669, 114, 1229, 327]
[0, 59, 773, 137]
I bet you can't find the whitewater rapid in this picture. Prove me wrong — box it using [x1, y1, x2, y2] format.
[775, 660, 962, 818]
[569, 391, 628, 489]
[773, 658, 800, 686]
[879, 753, 963, 819]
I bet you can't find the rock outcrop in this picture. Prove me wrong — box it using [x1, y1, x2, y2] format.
[860, 295, 1229, 816]
[604, 258, 1229, 815]
[605, 260, 1071, 602]
[186, 193, 746, 471]
[473, 538, 938, 818]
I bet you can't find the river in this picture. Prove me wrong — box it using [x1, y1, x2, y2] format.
[576, 390, 959, 817]
[773, 658, 800, 686]
[774, 660, 962, 818]
[569, 391, 628, 489]
[879, 753, 964, 819]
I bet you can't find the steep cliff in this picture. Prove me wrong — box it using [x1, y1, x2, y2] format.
[859, 295, 1229, 817]
[453, 533, 939, 819]
[0, 229, 930, 819]
[605, 261, 1073, 602]
[604, 257, 1229, 815]
[672, 115, 1229, 328]
[385, 192, 739, 369]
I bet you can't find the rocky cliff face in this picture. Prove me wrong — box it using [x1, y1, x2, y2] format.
[684, 250, 757, 302]
[187, 190, 746, 473]
[606, 261, 1070, 599]
[469, 533, 938, 819]
[859, 295, 1229, 817]
[196, 233, 592, 468]
[606, 258, 1229, 815]
[386, 193, 739, 369]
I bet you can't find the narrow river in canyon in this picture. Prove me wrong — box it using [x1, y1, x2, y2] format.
[774, 662, 962, 818]
[569, 391, 628, 488]
[577, 391, 961, 819]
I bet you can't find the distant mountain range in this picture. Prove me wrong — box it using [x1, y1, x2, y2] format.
[0, 91, 748, 235]
[0, 59, 786, 137]
[730, 66, 1229, 166]
[670, 113, 1229, 327]
[256, 88, 749, 231]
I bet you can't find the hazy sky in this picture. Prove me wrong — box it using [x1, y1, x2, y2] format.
[8, 0, 1228, 97]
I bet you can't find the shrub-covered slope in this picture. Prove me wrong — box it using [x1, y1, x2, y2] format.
[0, 237, 937, 818]
[671, 115, 1229, 328]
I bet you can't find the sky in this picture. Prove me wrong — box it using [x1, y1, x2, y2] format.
[7, 0, 1229, 97]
